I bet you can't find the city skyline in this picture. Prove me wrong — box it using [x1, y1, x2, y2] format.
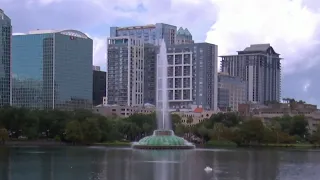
[1, 0, 320, 105]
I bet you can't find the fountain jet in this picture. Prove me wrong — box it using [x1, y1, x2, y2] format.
[156, 39, 171, 130]
[131, 39, 195, 150]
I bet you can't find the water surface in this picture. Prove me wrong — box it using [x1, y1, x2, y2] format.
[0, 147, 319, 180]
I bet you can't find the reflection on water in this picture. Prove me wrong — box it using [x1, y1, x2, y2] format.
[0, 147, 320, 180]
[131, 150, 198, 180]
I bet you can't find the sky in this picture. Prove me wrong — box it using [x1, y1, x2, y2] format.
[1, 0, 320, 105]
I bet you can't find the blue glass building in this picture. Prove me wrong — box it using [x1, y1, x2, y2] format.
[12, 30, 93, 109]
[0, 9, 12, 107]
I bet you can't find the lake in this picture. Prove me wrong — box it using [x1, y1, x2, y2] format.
[0, 146, 319, 180]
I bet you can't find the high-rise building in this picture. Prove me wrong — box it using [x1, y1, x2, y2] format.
[144, 43, 157, 105]
[220, 44, 281, 104]
[175, 27, 194, 45]
[110, 23, 177, 46]
[0, 9, 12, 107]
[160, 43, 218, 110]
[12, 29, 93, 109]
[107, 36, 144, 106]
[217, 72, 247, 111]
[93, 66, 106, 106]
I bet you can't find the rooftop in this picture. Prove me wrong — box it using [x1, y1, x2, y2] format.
[117, 24, 156, 30]
[177, 27, 191, 36]
[239, 44, 280, 55]
[14, 29, 90, 39]
[220, 44, 281, 57]
[243, 44, 271, 52]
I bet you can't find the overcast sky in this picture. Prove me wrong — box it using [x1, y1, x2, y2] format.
[2, 0, 320, 105]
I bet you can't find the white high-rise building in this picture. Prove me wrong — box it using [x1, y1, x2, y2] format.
[107, 36, 144, 106]
[163, 43, 218, 110]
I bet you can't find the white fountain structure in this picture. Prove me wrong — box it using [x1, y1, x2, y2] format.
[132, 39, 195, 149]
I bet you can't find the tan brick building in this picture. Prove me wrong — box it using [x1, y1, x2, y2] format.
[93, 104, 155, 118]
[94, 104, 217, 126]
[238, 102, 320, 133]
[172, 107, 216, 125]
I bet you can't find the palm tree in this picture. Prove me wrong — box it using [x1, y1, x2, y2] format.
[186, 116, 193, 139]
[213, 123, 225, 141]
[197, 125, 208, 143]
[0, 128, 9, 144]
[270, 119, 281, 144]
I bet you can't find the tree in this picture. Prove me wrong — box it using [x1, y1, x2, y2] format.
[175, 124, 186, 136]
[276, 115, 291, 133]
[310, 125, 320, 144]
[186, 116, 193, 125]
[290, 115, 308, 138]
[186, 116, 193, 139]
[269, 119, 281, 143]
[227, 127, 243, 145]
[206, 112, 242, 128]
[142, 123, 152, 135]
[22, 111, 39, 139]
[240, 118, 264, 144]
[171, 114, 182, 131]
[81, 118, 102, 144]
[65, 120, 83, 143]
[0, 128, 9, 144]
[223, 112, 242, 127]
[197, 125, 208, 143]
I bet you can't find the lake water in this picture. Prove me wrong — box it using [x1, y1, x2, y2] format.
[0, 146, 319, 180]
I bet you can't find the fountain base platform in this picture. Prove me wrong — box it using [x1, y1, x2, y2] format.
[131, 130, 195, 150]
[132, 145, 195, 150]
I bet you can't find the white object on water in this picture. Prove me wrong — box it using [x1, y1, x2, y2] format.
[204, 166, 213, 172]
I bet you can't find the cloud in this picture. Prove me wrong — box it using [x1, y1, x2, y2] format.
[206, 0, 320, 74]
[2, 0, 215, 68]
[3, 0, 320, 105]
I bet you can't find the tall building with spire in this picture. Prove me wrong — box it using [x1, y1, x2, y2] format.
[0, 9, 12, 107]
[175, 27, 194, 45]
[108, 23, 196, 107]
[220, 44, 281, 104]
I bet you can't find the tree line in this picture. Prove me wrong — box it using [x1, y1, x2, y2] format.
[190, 113, 320, 145]
[0, 106, 320, 145]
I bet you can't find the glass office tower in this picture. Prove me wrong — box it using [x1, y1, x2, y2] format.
[12, 30, 93, 110]
[0, 9, 12, 107]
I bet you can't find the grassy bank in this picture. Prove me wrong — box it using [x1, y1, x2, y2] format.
[203, 140, 320, 149]
[1, 139, 66, 147]
[94, 141, 131, 147]
[204, 140, 238, 148]
[240, 143, 320, 148]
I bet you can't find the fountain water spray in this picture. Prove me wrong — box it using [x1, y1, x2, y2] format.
[156, 39, 171, 130]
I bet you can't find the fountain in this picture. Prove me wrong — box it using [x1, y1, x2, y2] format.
[132, 39, 195, 150]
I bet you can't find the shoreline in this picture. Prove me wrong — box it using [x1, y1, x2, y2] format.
[1, 141, 320, 149]
[1, 140, 67, 147]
